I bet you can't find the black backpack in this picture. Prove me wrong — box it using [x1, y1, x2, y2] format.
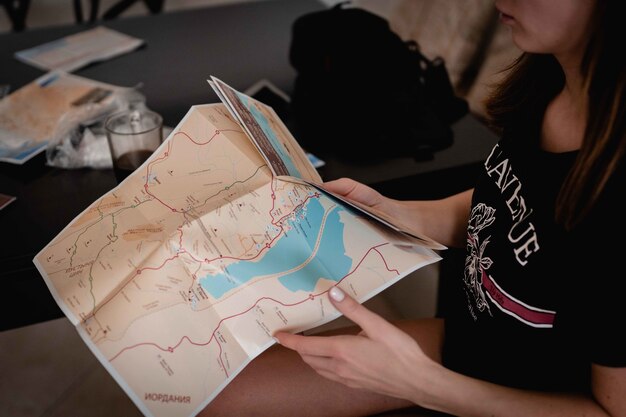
[288, 2, 469, 163]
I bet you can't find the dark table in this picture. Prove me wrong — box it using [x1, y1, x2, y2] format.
[0, 0, 498, 331]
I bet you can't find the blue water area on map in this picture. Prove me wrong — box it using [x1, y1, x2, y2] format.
[235, 91, 302, 178]
[199, 198, 352, 298]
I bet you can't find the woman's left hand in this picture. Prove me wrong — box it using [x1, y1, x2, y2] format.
[274, 286, 438, 403]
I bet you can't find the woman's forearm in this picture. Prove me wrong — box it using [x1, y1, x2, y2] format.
[393, 189, 473, 248]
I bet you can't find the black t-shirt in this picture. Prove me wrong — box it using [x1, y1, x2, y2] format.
[441, 134, 626, 393]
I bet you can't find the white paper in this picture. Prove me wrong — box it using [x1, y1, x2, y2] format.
[14, 26, 144, 72]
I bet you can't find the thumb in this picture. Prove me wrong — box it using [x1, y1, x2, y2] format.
[322, 178, 383, 207]
[322, 178, 356, 197]
[328, 286, 391, 338]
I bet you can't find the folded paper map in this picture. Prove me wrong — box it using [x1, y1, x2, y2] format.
[33, 77, 443, 417]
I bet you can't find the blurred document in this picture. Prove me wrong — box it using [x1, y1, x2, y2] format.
[0, 72, 124, 164]
[14, 26, 144, 72]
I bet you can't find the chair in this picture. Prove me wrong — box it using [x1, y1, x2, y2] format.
[1, 0, 30, 32]
[73, 0, 164, 23]
[102, 0, 164, 20]
[73, 0, 99, 24]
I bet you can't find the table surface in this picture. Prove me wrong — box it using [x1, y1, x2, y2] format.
[0, 0, 498, 331]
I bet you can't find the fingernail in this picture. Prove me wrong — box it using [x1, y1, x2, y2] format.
[272, 336, 281, 345]
[329, 286, 345, 302]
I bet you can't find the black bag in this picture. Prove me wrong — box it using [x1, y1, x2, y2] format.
[288, 2, 469, 162]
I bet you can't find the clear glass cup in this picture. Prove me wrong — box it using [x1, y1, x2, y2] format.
[105, 108, 163, 183]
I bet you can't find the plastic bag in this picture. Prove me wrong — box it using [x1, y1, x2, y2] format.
[45, 84, 147, 169]
[0, 72, 144, 166]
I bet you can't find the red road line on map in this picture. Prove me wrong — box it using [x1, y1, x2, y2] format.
[373, 247, 400, 274]
[141, 130, 239, 212]
[108, 243, 393, 365]
[84, 182, 317, 322]
[67, 127, 285, 336]
[202, 194, 315, 265]
[100, 130, 399, 370]
[49, 128, 240, 257]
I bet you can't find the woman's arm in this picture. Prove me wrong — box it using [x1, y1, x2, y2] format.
[324, 178, 472, 248]
[276, 288, 626, 417]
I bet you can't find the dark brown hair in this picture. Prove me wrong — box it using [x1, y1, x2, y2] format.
[486, 1, 625, 230]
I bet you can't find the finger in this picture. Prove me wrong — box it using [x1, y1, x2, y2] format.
[328, 286, 393, 338]
[322, 178, 358, 196]
[322, 178, 383, 207]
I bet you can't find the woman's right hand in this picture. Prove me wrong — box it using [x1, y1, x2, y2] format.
[322, 177, 390, 211]
[324, 178, 473, 248]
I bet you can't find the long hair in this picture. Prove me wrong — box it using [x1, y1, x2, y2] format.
[486, 1, 625, 231]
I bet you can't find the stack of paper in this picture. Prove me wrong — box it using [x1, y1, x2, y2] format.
[14, 26, 144, 72]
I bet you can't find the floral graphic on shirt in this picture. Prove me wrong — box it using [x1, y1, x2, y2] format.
[464, 203, 496, 317]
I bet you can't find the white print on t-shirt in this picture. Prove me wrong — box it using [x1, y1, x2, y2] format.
[484, 144, 539, 266]
[464, 203, 495, 316]
[464, 202, 556, 327]
[462, 144, 557, 327]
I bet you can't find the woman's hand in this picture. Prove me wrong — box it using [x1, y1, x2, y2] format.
[323, 178, 390, 211]
[325, 178, 473, 248]
[274, 286, 439, 403]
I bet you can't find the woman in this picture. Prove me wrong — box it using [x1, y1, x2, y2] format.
[202, 1, 625, 415]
